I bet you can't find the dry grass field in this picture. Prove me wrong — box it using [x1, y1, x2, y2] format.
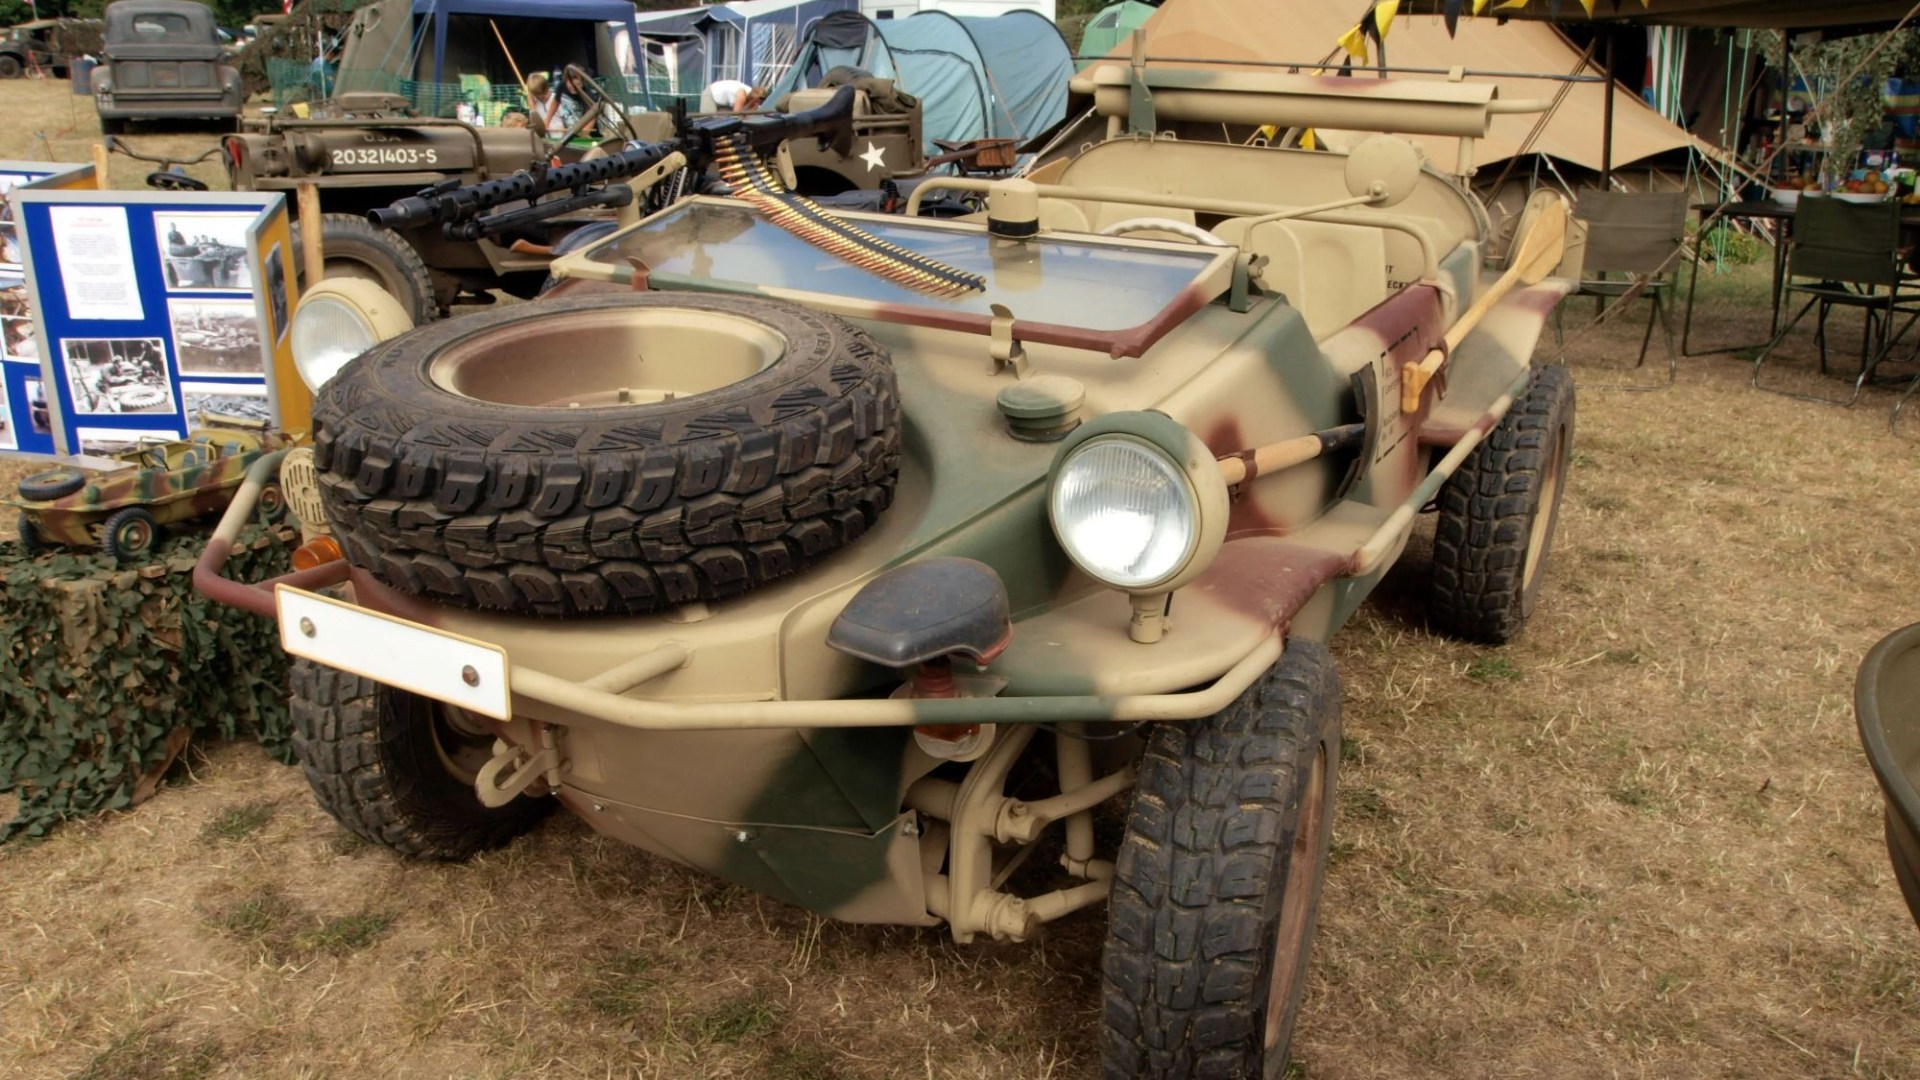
[1, 79, 1918, 1080]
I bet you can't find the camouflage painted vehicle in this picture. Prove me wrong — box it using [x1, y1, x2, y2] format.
[199, 62, 1581, 1076]
[13, 425, 291, 560]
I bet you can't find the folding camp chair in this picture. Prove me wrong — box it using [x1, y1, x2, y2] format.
[1752, 197, 1920, 406]
[1555, 190, 1690, 384]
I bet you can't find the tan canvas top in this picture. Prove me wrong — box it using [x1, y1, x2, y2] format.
[1096, 0, 1713, 173]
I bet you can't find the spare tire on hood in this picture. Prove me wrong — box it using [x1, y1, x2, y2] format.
[311, 292, 901, 617]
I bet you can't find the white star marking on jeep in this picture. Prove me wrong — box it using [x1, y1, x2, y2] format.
[859, 141, 887, 172]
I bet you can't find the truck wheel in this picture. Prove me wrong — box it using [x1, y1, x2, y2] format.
[17, 467, 86, 501]
[1427, 364, 1574, 645]
[0, 55, 22, 79]
[1101, 639, 1340, 1080]
[293, 213, 439, 326]
[311, 292, 901, 617]
[101, 507, 158, 560]
[289, 659, 548, 859]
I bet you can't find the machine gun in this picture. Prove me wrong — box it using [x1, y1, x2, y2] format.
[370, 87, 858, 242]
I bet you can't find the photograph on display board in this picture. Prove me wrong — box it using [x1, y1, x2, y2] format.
[183, 383, 270, 427]
[169, 298, 262, 376]
[0, 174, 24, 270]
[62, 337, 175, 415]
[77, 426, 181, 457]
[265, 242, 288, 343]
[155, 212, 256, 293]
[25, 376, 47, 435]
[0, 374, 13, 451]
[2, 283, 33, 362]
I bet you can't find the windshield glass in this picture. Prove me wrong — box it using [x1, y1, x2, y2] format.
[586, 199, 1226, 342]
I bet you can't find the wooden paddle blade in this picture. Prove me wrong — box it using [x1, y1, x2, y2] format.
[1511, 197, 1569, 285]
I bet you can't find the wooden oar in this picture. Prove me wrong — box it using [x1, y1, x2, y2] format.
[1401, 196, 1569, 413]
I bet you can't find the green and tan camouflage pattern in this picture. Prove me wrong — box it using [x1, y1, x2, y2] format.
[10, 427, 293, 548]
[283, 63, 1576, 934]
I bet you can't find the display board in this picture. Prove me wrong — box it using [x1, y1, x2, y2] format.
[0, 161, 98, 457]
[10, 190, 297, 458]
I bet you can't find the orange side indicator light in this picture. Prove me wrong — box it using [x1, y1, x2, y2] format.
[291, 535, 344, 571]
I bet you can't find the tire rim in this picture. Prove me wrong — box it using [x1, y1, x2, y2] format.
[1264, 741, 1329, 1052]
[258, 484, 286, 521]
[1522, 423, 1568, 592]
[430, 705, 497, 786]
[426, 307, 787, 408]
[117, 517, 153, 553]
[323, 255, 396, 291]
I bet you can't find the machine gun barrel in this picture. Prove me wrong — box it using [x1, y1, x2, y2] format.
[368, 85, 858, 236]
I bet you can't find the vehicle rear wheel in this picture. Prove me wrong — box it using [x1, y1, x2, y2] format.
[256, 480, 287, 525]
[288, 659, 549, 859]
[1427, 364, 1575, 645]
[293, 212, 439, 326]
[17, 467, 85, 501]
[1101, 639, 1340, 1080]
[0, 55, 22, 79]
[101, 506, 158, 561]
[16, 513, 41, 552]
[311, 292, 902, 617]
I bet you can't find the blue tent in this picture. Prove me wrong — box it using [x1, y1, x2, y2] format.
[632, 0, 855, 93]
[771, 10, 1072, 155]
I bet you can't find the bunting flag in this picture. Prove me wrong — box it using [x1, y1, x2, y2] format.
[1337, 0, 1402, 65]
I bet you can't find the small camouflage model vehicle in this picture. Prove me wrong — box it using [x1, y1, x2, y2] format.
[199, 62, 1580, 1076]
[13, 425, 290, 559]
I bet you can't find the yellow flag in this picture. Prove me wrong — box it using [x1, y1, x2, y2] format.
[1578, 0, 1596, 13]
[1374, 0, 1398, 38]
[1302, 129, 1319, 151]
[1473, 0, 1494, 11]
[1495, 0, 1532, 9]
[1338, 22, 1369, 62]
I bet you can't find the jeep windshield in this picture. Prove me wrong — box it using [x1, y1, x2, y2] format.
[578, 197, 1236, 358]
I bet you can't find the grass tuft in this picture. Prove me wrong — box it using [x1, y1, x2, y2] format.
[685, 993, 783, 1045]
[74, 1023, 221, 1080]
[198, 799, 276, 843]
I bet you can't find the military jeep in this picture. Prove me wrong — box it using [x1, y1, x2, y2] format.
[200, 63, 1578, 1077]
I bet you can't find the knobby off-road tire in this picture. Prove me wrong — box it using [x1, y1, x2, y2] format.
[1101, 640, 1342, 1080]
[289, 658, 547, 859]
[101, 507, 158, 561]
[1428, 364, 1575, 645]
[293, 212, 438, 326]
[312, 292, 900, 617]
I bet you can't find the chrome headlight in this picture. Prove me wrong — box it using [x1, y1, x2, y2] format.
[1047, 412, 1229, 596]
[290, 277, 413, 391]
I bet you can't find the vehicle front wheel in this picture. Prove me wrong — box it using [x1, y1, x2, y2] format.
[292, 212, 439, 326]
[0, 55, 22, 79]
[1427, 363, 1575, 644]
[288, 659, 549, 859]
[16, 512, 42, 552]
[101, 506, 158, 560]
[1101, 639, 1341, 1080]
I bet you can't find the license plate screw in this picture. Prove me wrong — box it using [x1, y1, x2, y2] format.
[462, 665, 480, 687]
[298, 617, 315, 638]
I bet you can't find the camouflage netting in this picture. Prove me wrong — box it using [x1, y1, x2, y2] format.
[0, 527, 297, 841]
[236, 0, 373, 98]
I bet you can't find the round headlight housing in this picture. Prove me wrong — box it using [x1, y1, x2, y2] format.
[1050, 435, 1199, 590]
[289, 277, 413, 391]
[1046, 412, 1230, 597]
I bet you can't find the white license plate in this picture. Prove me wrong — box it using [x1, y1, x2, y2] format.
[276, 586, 512, 720]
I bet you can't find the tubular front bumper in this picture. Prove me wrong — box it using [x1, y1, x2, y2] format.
[195, 453, 1283, 732]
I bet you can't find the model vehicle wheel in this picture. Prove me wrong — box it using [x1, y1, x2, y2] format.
[101, 507, 159, 560]
[1101, 639, 1341, 1080]
[0, 55, 22, 79]
[256, 480, 288, 525]
[311, 292, 901, 617]
[288, 659, 549, 859]
[293, 213, 439, 326]
[1427, 364, 1575, 645]
[17, 467, 86, 501]
[16, 513, 41, 552]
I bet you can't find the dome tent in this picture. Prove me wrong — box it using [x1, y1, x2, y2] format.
[772, 9, 1072, 154]
[1077, 0, 1157, 58]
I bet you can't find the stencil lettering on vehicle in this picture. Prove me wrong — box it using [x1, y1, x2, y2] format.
[1372, 324, 1420, 465]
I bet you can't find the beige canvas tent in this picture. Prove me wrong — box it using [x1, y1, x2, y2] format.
[1094, 0, 1715, 175]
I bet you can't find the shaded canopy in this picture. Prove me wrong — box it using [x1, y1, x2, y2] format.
[1098, 0, 1711, 173]
[1395, 1, 1916, 33]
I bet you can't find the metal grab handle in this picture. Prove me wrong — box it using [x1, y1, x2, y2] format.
[190, 450, 351, 619]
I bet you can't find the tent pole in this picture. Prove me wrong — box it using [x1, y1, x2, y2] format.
[1602, 29, 1616, 184]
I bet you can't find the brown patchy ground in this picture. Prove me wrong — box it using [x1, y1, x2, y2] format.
[1, 77, 1918, 1080]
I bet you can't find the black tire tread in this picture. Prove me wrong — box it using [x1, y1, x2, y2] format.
[1428, 364, 1575, 645]
[312, 293, 900, 617]
[288, 658, 546, 860]
[1101, 640, 1341, 1080]
[101, 506, 157, 561]
[17, 468, 85, 501]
